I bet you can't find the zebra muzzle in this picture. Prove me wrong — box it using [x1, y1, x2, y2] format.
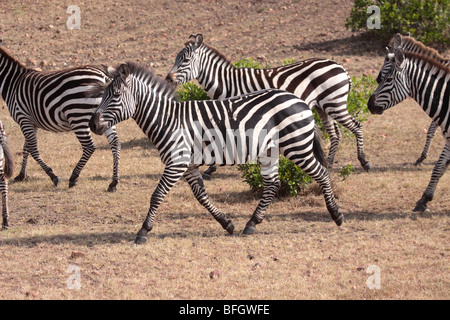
[367, 94, 384, 115]
[165, 73, 175, 83]
[89, 112, 109, 135]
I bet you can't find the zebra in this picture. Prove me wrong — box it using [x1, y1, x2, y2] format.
[0, 40, 121, 192]
[0, 120, 13, 229]
[368, 33, 449, 212]
[89, 62, 342, 244]
[166, 34, 371, 179]
[375, 34, 449, 166]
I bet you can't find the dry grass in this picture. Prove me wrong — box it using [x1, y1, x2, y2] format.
[0, 0, 448, 301]
[0, 98, 448, 300]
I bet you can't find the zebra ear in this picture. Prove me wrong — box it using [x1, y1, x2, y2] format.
[118, 63, 129, 82]
[394, 48, 405, 70]
[101, 64, 116, 78]
[193, 34, 203, 50]
[393, 33, 402, 50]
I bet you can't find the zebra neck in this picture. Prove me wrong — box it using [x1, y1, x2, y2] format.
[0, 49, 28, 103]
[408, 58, 448, 123]
[133, 91, 179, 146]
[197, 47, 270, 99]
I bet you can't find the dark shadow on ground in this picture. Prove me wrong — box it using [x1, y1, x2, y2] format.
[293, 33, 389, 56]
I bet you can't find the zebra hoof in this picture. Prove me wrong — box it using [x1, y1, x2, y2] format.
[334, 214, 344, 226]
[134, 235, 148, 245]
[134, 227, 150, 244]
[107, 180, 119, 192]
[69, 179, 78, 188]
[224, 220, 234, 235]
[414, 158, 425, 166]
[242, 225, 256, 235]
[363, 162, 371, 172]
[1, 222, 9, 230]
[413, 203, 430, 213]
[53, 176, 61, 187]
[202, 173, 212, 180]
[14, 173, 27, 182]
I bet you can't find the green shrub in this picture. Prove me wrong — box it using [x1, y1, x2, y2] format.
[176, 82, 209, 101]
[338, 164, 356, 180]
[237, 156, 312, 197]
[347, 75, 377, 122]
[345, 0, 450, 46]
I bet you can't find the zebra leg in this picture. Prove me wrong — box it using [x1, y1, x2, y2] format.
[413, 141, 449, 212]
[1, 175, 8, 229]
[105, 126, 121, 192]
[333, 111, 370, 171]
[202, 165, 217, 180]
[184, 167, 234, 233]
[69, 129, 96, 188]
[135, 165, 188, 245]
[293, 154, 342, 225]
[21, 126, 61, 187]
[316, 108, 340, 168]
[14, 142, 29, 182]
[243, 155, 281, 235]
[415, 121, 438, 166]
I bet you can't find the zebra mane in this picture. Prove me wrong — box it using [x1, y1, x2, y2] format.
[391, 35, 449, 72]
[0, 46, 29, 70]
[91, 62, 178, 100]
[202, 43, 234, 68]
[120, 62, 178, 100]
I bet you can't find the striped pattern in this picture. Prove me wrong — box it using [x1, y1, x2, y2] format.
[376, 34, 449, 165]
[0, 120, 13, 229]
[368, 34, 449, 212]
[90, 62, 342, 244]
[0, 43, 121, 191]
[166, 34, 370, 172]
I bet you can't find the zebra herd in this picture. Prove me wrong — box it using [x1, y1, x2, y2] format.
[0, 33, 448, 244]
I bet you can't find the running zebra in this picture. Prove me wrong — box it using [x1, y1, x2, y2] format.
[89, 62, 342, 244]
[0, 120, 13, 229]
[376, 34, 449, 166]
[0, 40, 121, 191]
[166, 34, 370, 178]
[368, 33, 449, 212]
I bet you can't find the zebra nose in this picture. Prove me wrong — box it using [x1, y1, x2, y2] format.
[367, 94, 383, 115]
[89, 112, 102, 134]
[165, 73, 175, 83]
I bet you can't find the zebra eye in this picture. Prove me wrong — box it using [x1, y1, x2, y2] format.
[113, 87, 121, 96]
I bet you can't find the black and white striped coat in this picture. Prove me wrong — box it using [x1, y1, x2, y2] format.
[369, 34, 449, 212]
[90, 62, 342, 244]
[166, 34, 370, 173]
[0, 41, 121, 191]
[0, 120, 13, 229]
[376, 34, 449, 166]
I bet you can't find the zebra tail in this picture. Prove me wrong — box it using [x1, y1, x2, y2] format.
[1, 136, 14, 179]
[312, 125, 328, 168]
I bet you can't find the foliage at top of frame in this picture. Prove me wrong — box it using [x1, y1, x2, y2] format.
[346, 0, 449, 46]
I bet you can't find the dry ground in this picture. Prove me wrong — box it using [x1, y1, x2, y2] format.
[0, 0, 449, 300]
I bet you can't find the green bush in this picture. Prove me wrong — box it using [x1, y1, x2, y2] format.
[237, 156, 313, 197]
[176, 82, 209, 101]
[345, 0, 450, 45]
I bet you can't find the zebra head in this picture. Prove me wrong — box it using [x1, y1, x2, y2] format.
[166, 34, 203, 84]
[376, 33, 403, 84]
[90, 63, 135, 135]
[368, 47, 411, 115]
